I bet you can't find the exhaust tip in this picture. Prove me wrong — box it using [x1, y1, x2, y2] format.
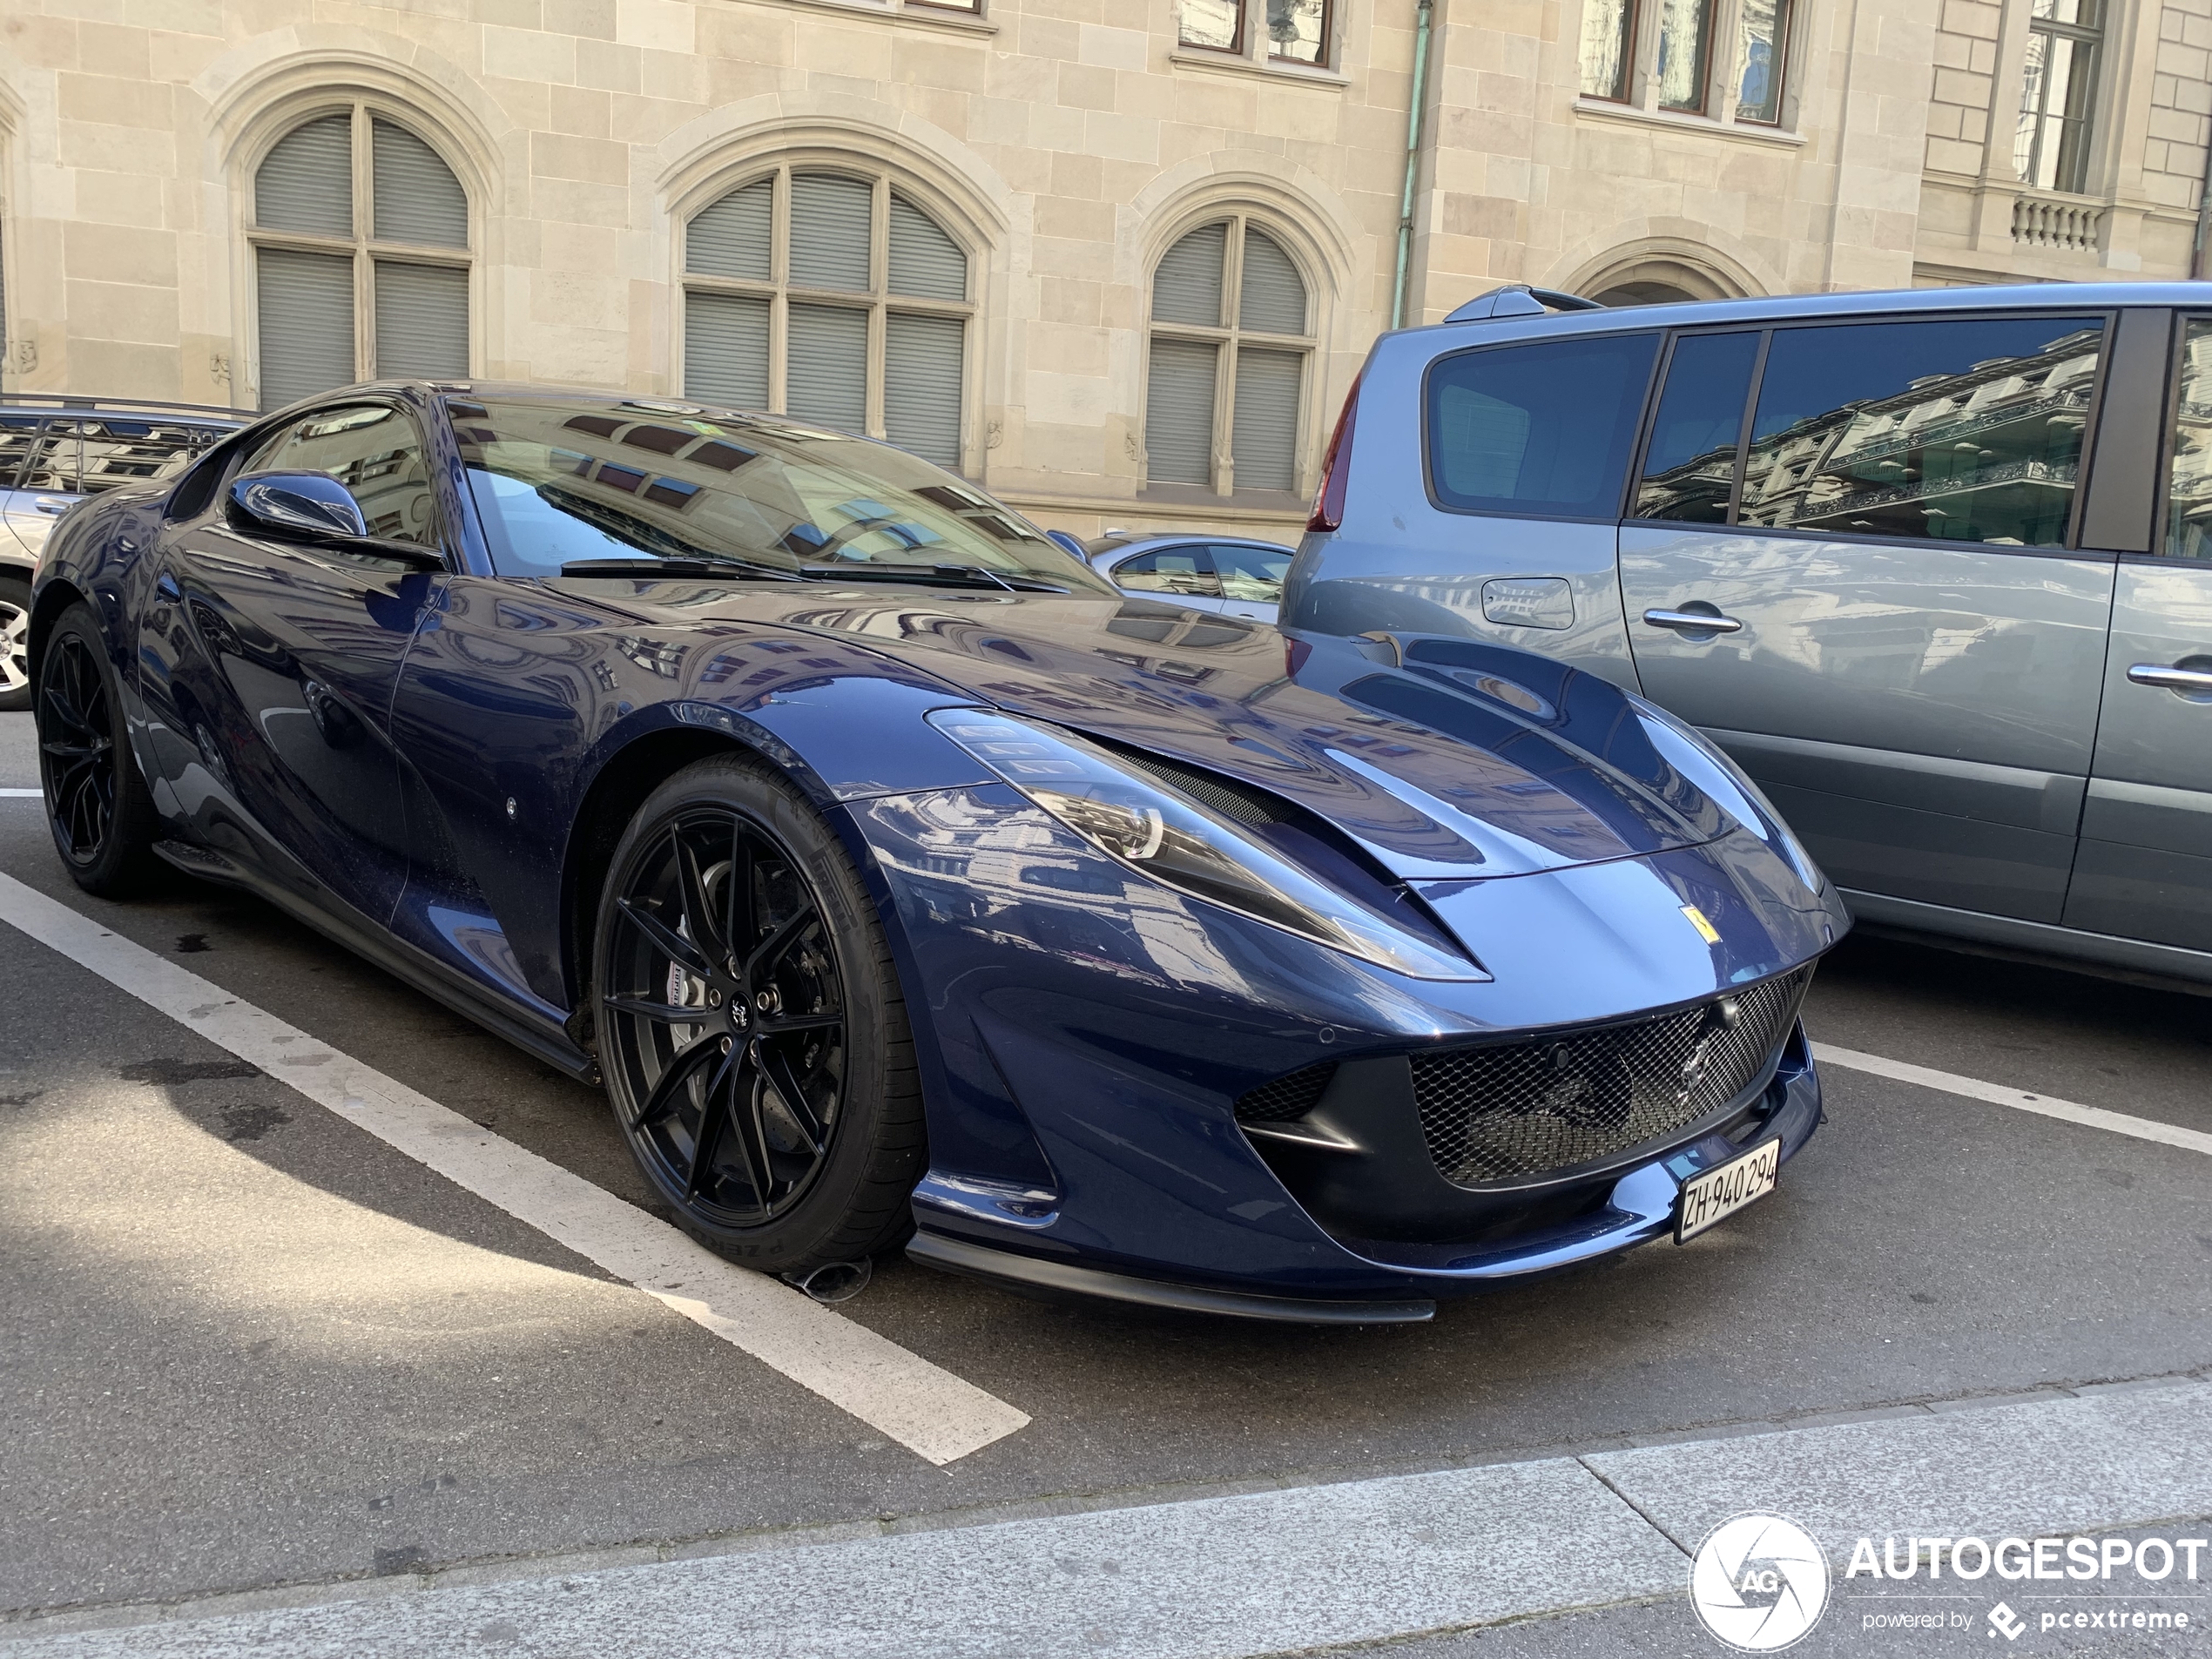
[783, 1258, 873, 1305]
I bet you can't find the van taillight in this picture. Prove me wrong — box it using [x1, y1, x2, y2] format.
[1307, 376, 1361, 532]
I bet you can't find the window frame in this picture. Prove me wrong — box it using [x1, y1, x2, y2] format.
[1619, 307, 2125, 561]
[1654, 0, 1718, 115]
[678, 160, 979, 469]
[1732, 0, 1794, 126]
[2015, 0, 2105, 196]
[244, 103, 475, 404]
[1266, 0, 1334, 67]
[1141, 212, 1319, 499]
[1580, 0, 1642, 104]
[1177, 0, 1247, 55]
[2143, 308, 2212, 564]
[1416, 327, 1665, 525]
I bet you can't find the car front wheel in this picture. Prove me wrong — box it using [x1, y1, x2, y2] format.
[592, 754, 924, 1276]
[37, 602, 165, 895]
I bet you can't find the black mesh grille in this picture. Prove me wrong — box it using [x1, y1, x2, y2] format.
[1114, 749, 1288, 826]
[1235, 1062, 1338, 1123]
[1411, 968, 1812, 1187]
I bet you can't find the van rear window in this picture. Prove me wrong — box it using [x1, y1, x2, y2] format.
[1425, 332, 1658, 518]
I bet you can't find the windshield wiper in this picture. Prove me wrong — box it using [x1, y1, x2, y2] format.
[797, 562, 1068, 593]
[559, 556, 804, 582]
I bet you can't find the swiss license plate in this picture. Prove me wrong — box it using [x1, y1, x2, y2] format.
[1675, 1138, 1781, 1243]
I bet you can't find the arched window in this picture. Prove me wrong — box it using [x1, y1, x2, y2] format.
[1144, 218, 1312, 495]
[682, 166, 973, 469]
[249, 106, 470, 410]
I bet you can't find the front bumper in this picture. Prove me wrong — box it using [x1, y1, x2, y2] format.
[907, 1027, 1824, 1319]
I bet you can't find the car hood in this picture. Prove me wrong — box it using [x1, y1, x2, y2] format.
[562, 583, 1747, 880]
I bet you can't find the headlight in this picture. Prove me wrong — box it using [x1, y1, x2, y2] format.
[928, 709, 1486, 981]
[1630, 698, 1825, 895]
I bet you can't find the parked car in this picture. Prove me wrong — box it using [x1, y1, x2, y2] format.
[30, 382, 1842, 1319]
[1076, 529, 1298, 622]
[1290, 282, 2212, 990]
[1, 396, 239, 710]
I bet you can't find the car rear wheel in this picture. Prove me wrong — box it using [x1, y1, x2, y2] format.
[37, 603, 165, 895]
[593, 754, 924, 1275]
[0, 575, 32, 712]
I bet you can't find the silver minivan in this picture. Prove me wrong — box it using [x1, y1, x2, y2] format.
[1287, 283, 2212, 988]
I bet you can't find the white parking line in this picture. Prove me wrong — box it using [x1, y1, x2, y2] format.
[0, 872, 1030, 1467]
[1813, 1042, 2212, 1157]
[0, 788, 42, 797]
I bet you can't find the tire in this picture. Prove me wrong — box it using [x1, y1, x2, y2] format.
[37, 602, 166, 897]
[592, 753, 924, 1274]
[0, 574, 31, 713]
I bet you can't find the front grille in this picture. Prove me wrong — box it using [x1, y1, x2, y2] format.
[1411, 968, 1812, 1187]
[1235, 1062, 1338, 1123]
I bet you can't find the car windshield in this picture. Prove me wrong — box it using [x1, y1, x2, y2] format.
[450, 396, 1111, 590]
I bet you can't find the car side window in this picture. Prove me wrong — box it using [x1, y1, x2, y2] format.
[1211, 543, 1291, 604]
[1425, 331, 1659, 519]
[245, 404, 442, 548]
[1, 415, 44, 491]
[1115, 546, 1222, 599]
[1635, 332, 1762, 524]
[1738, 315, 2105, 550]
[2161, 316, 2212, 558]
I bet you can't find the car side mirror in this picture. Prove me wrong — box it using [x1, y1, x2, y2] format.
[226, 471, 445, 571]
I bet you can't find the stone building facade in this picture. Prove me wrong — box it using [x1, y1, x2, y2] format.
[0, 0, 2207, 541]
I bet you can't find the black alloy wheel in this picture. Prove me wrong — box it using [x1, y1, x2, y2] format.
[595, 756, 922, 1271]
[0, 575, 32, 713]
[37, 604, 163, 895]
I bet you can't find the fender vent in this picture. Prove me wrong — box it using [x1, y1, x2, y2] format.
[1235, 1062, 1337, 1123]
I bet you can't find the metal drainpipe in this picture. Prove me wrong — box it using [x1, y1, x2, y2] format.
[2195, 132, 2212, 280]
[1390, 0, 1437, 330]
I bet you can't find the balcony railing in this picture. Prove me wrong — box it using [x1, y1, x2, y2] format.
[2012, 192, 2105, 253]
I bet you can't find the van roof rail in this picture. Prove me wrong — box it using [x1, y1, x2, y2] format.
[1442, 285, 1606, 324]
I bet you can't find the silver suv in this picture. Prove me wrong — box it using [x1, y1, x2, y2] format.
[1, 397, 239, 710]
[1286, 283, 2212, 988]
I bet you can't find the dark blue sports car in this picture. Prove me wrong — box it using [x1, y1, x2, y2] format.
[30, 384, 1846, 1321]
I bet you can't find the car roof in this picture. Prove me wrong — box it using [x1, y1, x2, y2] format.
[1386, 280, 2208, 354]
[1085, 531, 1296, 556]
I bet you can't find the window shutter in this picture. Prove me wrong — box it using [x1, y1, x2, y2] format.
[787, 303, 869, 433]
[888, 195, 966, 300]
[371, 120, 468, 248]
[256, 114, 353, 239]
[1152, 224, 1227, 328]
[1231, 347, 1303, 492]
[1238, 230, 1307, 336]
[789, 174, 872, 293]
[684, 291, 771, 410]
[374, 261, 469, 379]
[257, 246, 356, 410]
[1146, 339, 1218, 485]
[885, 314, 964, 467]
[687, 179, 772, 281]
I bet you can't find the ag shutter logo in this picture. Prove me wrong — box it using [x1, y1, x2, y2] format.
[1689, 1512, 1832, 1651]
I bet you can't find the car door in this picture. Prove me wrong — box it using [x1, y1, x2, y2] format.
[1210, 541, 1291, 622]
[139, 400, 442, 926]
[1111, 543, 1227, 613]
[2066, 311, 2212, 951]
[1619, 309, 2119, 925]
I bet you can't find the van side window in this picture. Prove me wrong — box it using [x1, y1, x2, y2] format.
[1425, 332, 1658, 519]
[2163, 317, 2212, 558]
[1739, 316, 2104, 550]
[1635, 331, 1761, 523]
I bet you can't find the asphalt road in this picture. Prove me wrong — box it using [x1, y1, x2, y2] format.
[2, 708, 2208, 1643]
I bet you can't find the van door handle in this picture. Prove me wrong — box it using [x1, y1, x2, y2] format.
[1643, 607, 1743, 636]
[2127, 662, 2212, 695]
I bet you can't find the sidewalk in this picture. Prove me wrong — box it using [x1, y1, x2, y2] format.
[8, 1378, 2207, 1658]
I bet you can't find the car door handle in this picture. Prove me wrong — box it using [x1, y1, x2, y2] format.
[2127, 662, 2212, 694]
[33, 498, 71, 516]
[1642, 607, 1744, 635]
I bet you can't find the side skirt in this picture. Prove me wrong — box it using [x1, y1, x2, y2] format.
[1841, 886, 2212, 996]
[152, 840, 601, 1082]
